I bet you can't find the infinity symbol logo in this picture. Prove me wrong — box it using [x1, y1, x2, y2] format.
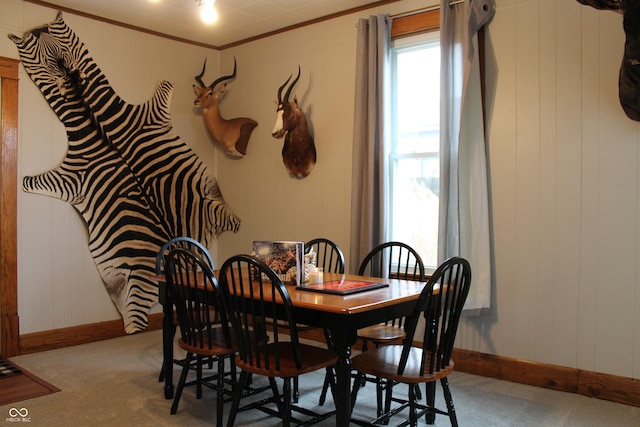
[8, 407, 28, 417]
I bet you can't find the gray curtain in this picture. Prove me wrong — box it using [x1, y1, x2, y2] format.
[349, 14, 391, 274]
[439, 0, 495, 313]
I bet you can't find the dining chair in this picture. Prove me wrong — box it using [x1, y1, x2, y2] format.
[156, 236, 215, 383]
[163, 248, 235, 426]
[305, 237, 346, 274]
[303, 238, 345, 405]
[357, 241, 425, 350]
[156, 236, 215, 275]
[303, 238, 345, 406]
[355, 241, 425, 416]
[350, 257, 471, 427]
[219, 254, 338, 427]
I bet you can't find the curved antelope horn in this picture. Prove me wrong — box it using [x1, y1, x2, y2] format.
[277, 74, 293, 105]
[209, 57, 237, 89]
[195, 58, 207, 88]
[283, 66, 301, 103]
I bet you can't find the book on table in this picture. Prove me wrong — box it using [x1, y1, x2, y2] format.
[297, 279, 388, 295]
[252, 240, 304, 286]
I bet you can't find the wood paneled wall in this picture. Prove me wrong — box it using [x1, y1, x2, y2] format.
[454, 0, 640, 382]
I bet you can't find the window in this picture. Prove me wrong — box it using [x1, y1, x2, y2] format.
[388, 31, 440, 269]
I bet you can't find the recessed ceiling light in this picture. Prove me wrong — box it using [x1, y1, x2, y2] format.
[197, 0, 218, 24]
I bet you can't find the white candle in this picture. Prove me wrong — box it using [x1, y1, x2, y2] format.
[309, 267, 323, 283]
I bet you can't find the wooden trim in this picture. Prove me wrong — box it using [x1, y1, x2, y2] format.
[24, 0, 220, 50]
[391, 8, 440, 39]
[19, 313, 163, 355]
[25, 0, 408, 51]
[577, 369, 640, 408]
[452, 348, 640, 408]
[452, 348, 578, 392]
[0, 57, 20, 359]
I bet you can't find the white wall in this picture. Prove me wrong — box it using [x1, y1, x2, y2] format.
[2, 0, 639, 380]
[455, 0, 640, 379]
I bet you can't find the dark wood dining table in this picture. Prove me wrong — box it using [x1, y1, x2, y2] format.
[155, 271, 426, 426]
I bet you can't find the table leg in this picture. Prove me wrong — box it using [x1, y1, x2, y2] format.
[333, 343, 352, 425]
[329, 327, 357, 427]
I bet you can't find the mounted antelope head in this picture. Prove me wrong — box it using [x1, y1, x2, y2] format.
[193, 58, 258, 156]
[272, 66, 316, 178]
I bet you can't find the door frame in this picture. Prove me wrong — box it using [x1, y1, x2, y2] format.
[1, 57, 20, 358]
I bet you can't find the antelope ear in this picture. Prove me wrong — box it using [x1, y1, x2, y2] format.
[192, 85, 200, 95]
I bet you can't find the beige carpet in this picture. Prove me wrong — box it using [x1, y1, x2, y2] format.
[1, 330, 638, 426]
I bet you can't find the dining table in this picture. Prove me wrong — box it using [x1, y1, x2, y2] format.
[155, 270, 426, 426]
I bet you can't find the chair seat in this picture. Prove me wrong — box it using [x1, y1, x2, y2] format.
[178, 326, 237, 356]
[358, 324, 405, 343]
[236, 342, 337, 378]
[351, 345, 454, 384]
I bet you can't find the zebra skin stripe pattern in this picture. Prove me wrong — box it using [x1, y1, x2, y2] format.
[10, 12, 241, 333]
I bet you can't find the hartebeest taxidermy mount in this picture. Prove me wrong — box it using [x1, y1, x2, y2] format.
[577, 0, 640, 121]
[193, 58, 258, 156]
[272, 66, 316, 178]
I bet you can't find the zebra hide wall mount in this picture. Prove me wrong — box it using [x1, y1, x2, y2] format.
[10, 12, 241, 334]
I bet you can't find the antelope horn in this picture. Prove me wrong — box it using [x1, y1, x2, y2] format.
[195, 58, 207, 88]
[277, 74, 292, 105]
[283, 66, 301, 103]
[210, 57, 237, 89]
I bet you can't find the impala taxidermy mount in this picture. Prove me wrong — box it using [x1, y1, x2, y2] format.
[272, 66, 316, 178]
[193, 57, 258, 156]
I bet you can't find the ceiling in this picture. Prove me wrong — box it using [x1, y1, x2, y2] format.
[34, 0, 400, 49]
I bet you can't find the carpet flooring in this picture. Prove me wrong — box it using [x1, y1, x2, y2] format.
[0, 330, 638, 426]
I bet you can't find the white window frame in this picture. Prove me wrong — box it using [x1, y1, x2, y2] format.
[388, 31, 441, 270]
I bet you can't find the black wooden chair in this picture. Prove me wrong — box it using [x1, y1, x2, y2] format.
[355, 241, 426, 416]
[304, 238, 345, 406]
[357, 241, 425, 350]
[306, 237, 346, 274]
[163, 248, 235, 426]
[156, 236, 215, 383]
[350, 257, 471, 427]
[220, 254, 338, 427]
